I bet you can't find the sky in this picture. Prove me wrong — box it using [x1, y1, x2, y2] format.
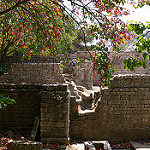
[121, 4, 150, 24]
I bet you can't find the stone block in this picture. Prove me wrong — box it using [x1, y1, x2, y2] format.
[130, 141, 150, 150]
[84, 141, 112, 150]
[41, 137, 70, 144]
[7, 139, 43, 150]
[54, 122, 65, 128]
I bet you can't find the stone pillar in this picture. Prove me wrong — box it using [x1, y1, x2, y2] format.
[40, 84, 70, 144]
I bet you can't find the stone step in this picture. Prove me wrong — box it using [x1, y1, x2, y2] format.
[66, 143, 85, 150]
[84, 141, 112, 150]
[76, 86, 100, 111]
[112, 147, 131, 150]
[63, 73, 72, 82]
[112, 148, 131, 150]
[129, 141, 150, 150]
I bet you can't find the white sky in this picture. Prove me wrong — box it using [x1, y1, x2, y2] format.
[121, 4, 150, 24]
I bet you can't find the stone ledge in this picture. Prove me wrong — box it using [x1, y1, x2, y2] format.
[0, 83, 68, 91]
[7, 140, 43, 150]
[84, 141, 112, 150]
[42, 84, 68, 91]
[129, 141, 150, 150]
[0, 83, 43, 89]
[110, 74, 150, 88]
[41, 137, 70, 145]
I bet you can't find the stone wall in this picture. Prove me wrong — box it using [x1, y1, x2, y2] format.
[93, 51, 150, 85]
[1, 73, 150, 141]
[2, 53, 150, 142]
[0, 84, 70, 144]
[71, 62, 93, 89]
[0, 83, 42, 135]
[110, 51, 150, 75]
[0, 63, 64, 84]
[4, 51, 150, 87]
[40, 84, 70, 144]
[0, 63, 70, 143]
[70, 74, 150, 141]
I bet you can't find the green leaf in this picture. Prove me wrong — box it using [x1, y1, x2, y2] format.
[147, 24, 150, 29]
[124, 59, 127, 64]
[129, 66, 134, 71]
[124, 64, 127, 69]
[137, 35, 144, 40]
[143, 53, 149, 60]
[127, 24, 133, 32]
[127, 58, 131, 69]
[0, 94, 16, 109]
[143, 60, 146, 69]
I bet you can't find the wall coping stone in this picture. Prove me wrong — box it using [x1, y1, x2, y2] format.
[110, 74, 150, 88]
[42, 84, 68, 91]
[41, 137, 70, 144]
[0, 83, 68, 90]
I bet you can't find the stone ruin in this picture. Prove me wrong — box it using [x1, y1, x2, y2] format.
[1, 51, 150, 146]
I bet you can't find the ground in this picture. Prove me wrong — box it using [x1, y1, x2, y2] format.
[1, 132, 150, 150]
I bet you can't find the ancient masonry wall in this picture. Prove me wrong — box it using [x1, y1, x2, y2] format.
[1, 61, 150, 141]
[0, 63, 70, 143]
[0, 84, 70, 144]
[0, 84, 42, 135]
[71, 62, 93, 89]
[94, 51, 150, 85]
[70, 75, 150, 141]
[1, 51, 95, 65]
[0, 63, 64, 84]
[40, 84, 70, 144]
[3, 51, 150, 87]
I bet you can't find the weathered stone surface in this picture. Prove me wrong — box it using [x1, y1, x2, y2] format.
[0, 63, 65, 84]
[66, 143, 85, 150]
[84, 142, 96, 150]
[41, 137, 70, 145]
[70, 75, 150, 141]
[29, 115, 40, 141]
[2, 56, 150, 142]
[76, 85, 100, 111]
[7, 139, 43, 150]
[6, 130, 14, 138]
[0, 84, 42, 135]
[40, 84, 70, 144]
[129, 141, 150, 150]
[110, 74, 150, 88]
[84, 141, 112, 150]
[71, 61, 93, 89]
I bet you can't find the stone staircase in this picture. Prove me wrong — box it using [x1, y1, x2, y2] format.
[62, 62, 102, 116]
[76, 85, 101, 114]
[65, 79, 101, 115]
[62, 62, 101, 115]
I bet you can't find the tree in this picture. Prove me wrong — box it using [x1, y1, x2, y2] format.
[124, 23, 150, 71]
[0, 0, 66, 62]
[72, 27, 94, 51]
[0, 0, 150, 87]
